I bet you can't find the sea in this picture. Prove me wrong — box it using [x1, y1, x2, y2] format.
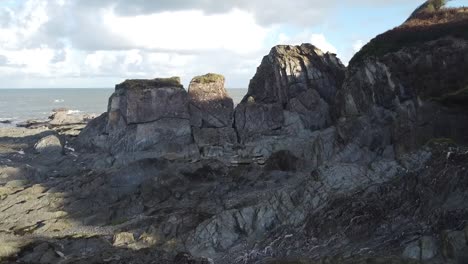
[0, 88, 248, 126]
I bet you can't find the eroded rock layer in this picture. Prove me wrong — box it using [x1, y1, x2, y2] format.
[71, 38, 468, 263]
[235, 44, 345, 142]
[337, 37, 468, 157]
[79, 77, 198, 160]
[188, 73, 236, 147]
[79, 46, 346, 164]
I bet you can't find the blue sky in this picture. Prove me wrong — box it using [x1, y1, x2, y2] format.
[0, 0, 467, 88]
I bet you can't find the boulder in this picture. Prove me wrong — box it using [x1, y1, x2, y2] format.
[188, 73, 236, 146]
[78, 77, 197, 158]
[188, 73, 233, 128]
[49, 109, 96, 126]
[234, 44, 345, 143]
[113, 232, 135, 247]
[109, 77, 189, 127]
[0, 120, 11, 124]
[48, 109, 97, 136]
[34, 135, 63, 155]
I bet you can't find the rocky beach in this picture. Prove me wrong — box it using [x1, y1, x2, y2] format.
[1, 4, 468, 264]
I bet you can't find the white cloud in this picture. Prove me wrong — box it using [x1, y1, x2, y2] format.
[353, 40, 364, 52]
[1, 48, 55, 75]
[0, 0, 49, 49]
[310, 34, 338, 54]
[102, 9, 269, 54]
[0, 0, 425, 88]
[0, 0, 272, 88]
[275, 31, 337, 54]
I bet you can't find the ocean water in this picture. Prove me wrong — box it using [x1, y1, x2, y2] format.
[0, 88, 248, 125]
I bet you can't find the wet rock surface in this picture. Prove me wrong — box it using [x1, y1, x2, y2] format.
[16, 108, 97, 136]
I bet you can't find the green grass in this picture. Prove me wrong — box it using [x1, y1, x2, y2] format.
[109, 217, 128, 226]
[350, 8, 468, 65]
[117, 77, 182, 89]
[425, 137, 457, 147]
[434, 86, 468, 105]
[191, 73, 224, 84]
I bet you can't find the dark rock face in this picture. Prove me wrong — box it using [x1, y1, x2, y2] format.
[110, 77, 189, 126]
[79, 77, 197, 159]
[234, 102, 284, 140]
[244, 44, 344, 105]
[235, 44, 345, 143]
[339, 38, 468, 117]
[19, 33, 468, 264]
[337, 37, 468, 155]
[264, 150, 299, 172]
[188, 73, 236, 146]
[78, 47, 345, 163]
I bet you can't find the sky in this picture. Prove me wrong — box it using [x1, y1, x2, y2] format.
[0, 0, 466, 89]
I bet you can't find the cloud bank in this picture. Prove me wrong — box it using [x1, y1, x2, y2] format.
[0, 0, 422, 88]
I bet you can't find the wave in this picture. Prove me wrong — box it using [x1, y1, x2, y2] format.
[0, 118, 16, 126]
[54, 99, 65, 103]
[66, 110, 82, 115]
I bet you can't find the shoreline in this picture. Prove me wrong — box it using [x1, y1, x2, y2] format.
[0, 110, 103, 129]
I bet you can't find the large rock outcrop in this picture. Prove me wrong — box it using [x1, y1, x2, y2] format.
[188, 73, 236, 147]
[66, 18, 468, 263]
[79, 77, 198, 160]
[337, 37, 468, 156]
[4, 5, 468, 264]
[235, 44, 345, 143]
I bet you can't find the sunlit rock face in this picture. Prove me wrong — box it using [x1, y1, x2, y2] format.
[77, 45, 347, 164]
[78, 77, 198, 160]
[188, 73, 237, 147]
[108, 77, 193, 154]
[108, 77, 189, 127]
[234, 43, 345, 143]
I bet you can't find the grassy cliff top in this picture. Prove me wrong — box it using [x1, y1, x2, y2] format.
[191, 73, 225, 84]
[350, 7, 468, 65]
[116, 77, 183, 90]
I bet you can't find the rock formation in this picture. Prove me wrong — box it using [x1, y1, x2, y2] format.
[78, 44, 347, 165]
[188, 73, 237, 147]
[72, 26, 468, 262]
[235, 44, 345, 142]
[33, 135, 63, 155]
[15, 108, 96, 136]
[79, 77, 199, 160]
[337, 37, 468, 156]
[3, 6, 468, 264]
